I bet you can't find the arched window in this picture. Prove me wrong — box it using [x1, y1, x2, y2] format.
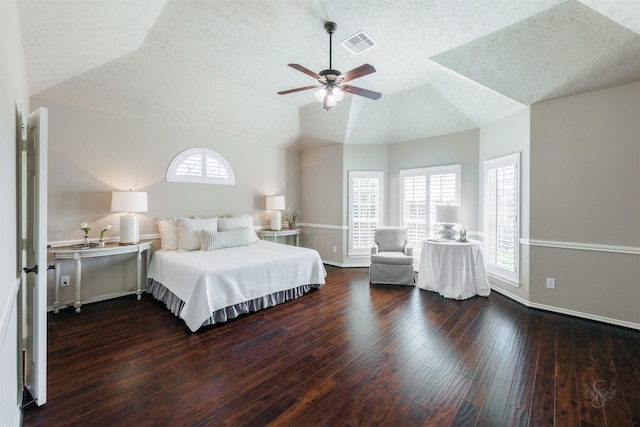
[166, 148, 235, 185]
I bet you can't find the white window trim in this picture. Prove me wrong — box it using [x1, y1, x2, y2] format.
[399, 164, 461, 264]
[166, 148, 235, 185]
[348, 171, 384, 258]
[483, 153, 520, 284]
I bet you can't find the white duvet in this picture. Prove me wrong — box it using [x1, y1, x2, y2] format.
[147, 240, 326, 331]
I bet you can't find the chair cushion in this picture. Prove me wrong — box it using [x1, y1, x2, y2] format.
[375, 228, 408, 252]
[371, 251, 414, 265]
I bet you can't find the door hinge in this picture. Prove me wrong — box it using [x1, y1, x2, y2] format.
[23, 265, 38, 275]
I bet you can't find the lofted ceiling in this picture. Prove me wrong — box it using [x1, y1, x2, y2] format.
[17, 0, 640, 147]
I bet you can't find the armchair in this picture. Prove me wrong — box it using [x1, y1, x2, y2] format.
[369, 227, 415, 286]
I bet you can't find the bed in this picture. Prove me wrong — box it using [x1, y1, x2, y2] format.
[146, 222, 326, 332]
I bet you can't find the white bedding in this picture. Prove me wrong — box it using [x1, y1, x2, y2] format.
[147, 240, 326, 331]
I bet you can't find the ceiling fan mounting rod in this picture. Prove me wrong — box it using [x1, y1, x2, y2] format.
[325, 22, 337, 71]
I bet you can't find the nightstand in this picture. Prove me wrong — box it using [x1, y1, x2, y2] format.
[259, 228, 300, 246]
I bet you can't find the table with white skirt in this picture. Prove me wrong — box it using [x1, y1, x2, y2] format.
[417, 239, 490, 300]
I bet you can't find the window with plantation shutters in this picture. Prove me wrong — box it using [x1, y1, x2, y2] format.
[166, 148, 235, 185]
[483, 153, 519, 283]
[400, 165, 461, 265]
[349, 171, 383, 257]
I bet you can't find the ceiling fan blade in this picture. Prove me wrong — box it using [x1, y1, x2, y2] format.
[287, 64, 321, 80]
[278, 85, 321, 95]
[339, 64, 376, 83]
[342, 84, 382, 100]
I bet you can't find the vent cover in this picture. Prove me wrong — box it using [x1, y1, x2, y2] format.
[340, 30, 377, 55]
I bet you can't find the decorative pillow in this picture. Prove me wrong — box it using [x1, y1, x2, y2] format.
[198, 227, 251, 251]
[177, 217, 218, 252]
[156, 218, 179, 250]
[218, 214, 249, 231]
[218, 214, 259, 243]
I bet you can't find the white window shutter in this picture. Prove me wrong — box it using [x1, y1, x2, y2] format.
[349, 171, 383, 257]
[484, 153, 520, 283]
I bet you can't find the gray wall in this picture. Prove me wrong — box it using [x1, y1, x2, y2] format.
[300, 143, 344, 265]
[388, 129, 480, 231]
[0, 0, 28, 423]
[529, 81, 640, 325]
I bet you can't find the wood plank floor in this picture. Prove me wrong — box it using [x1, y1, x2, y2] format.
[23, 266, 639, 426]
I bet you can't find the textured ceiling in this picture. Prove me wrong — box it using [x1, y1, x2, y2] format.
[17, 0, 640, 146]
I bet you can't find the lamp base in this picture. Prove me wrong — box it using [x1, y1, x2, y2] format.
[119, 214, 140, 245]
[270, 211, 282, 231]
[438, 224, 458, 240]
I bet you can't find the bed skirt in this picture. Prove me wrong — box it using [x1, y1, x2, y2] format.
[147, 278, 320, 329]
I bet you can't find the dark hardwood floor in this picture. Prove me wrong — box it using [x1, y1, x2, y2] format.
[23, 266, 639, 426]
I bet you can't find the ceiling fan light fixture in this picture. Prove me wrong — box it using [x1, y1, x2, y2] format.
[316, 83, 345, 110]
[333, 87, 345, 102]
[314, 87, 327, 102]
[325, 94, 337, 108]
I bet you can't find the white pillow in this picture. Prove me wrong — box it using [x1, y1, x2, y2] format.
[177, 217, 218, 252]
[198, 227, 251, 251]
[156, 218, 178, 250]
[218, 214, 259, 243]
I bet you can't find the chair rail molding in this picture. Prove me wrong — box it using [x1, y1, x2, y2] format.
[525, 239, 639, 255]
[298, 223, 349, 230]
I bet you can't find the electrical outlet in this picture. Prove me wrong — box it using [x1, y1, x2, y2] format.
[332, 246, 337, 253]
[546, 277, 555, 289]
[61, 276, 70, 287]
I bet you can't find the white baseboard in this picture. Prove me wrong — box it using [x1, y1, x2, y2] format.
[47, 290, 141, 312]
[322, 260, 369, 268]
[490, 285, 639, 331]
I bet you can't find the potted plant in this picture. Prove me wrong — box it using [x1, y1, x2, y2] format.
[282, 208, 301, 229]
[99, 224, 112, 247]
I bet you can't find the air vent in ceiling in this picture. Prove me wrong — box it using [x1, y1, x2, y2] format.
[340, 30, 377, 55]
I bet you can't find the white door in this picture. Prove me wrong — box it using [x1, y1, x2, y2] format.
[22, 107, 48, 405]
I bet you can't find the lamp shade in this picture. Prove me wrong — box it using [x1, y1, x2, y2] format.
[435, 205, 460, 224]
[265, 196, 285, 211]
[111, 191, 148, 213]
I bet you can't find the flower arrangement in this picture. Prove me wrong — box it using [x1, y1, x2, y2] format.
[282, 208, 301, 228]
[99, 224, 112, 241]
[80, 222, 91, 237]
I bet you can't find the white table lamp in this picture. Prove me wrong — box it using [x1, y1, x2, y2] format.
[435, 204, 460, 240]
[266, 196, 285, 231]
[111, 191, 148, 245]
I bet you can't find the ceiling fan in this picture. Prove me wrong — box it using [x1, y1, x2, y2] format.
[278, 21, 382, 110]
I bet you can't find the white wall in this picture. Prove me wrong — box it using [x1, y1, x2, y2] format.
[479, 109, 531, 300]
[0, 0, 29, 425]
[32, 99, 302, 307]
[529, 82, 640, 326]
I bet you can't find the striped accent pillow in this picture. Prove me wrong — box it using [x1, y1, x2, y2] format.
[198, 227, 251, 251]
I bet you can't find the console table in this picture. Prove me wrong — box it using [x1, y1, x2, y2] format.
[417, 239, 490, 300]
[49, 241, 152, 313]
[259, 228, 300, 246]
